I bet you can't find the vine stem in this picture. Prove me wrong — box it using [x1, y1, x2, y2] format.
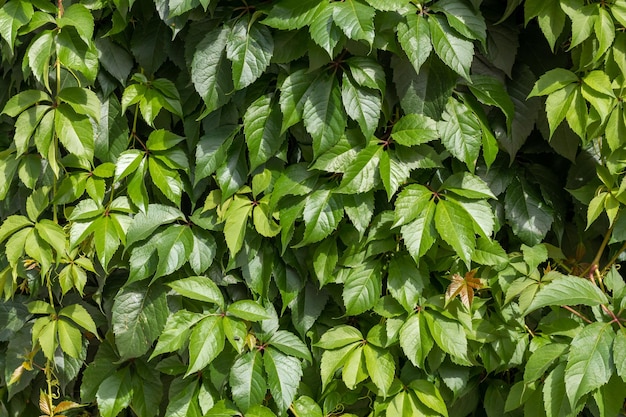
[288, 404, 299, 417]
[601, 304, 623, 328]
[561, 305, 593, 324]
[601, 240, 626, 275]
[582, 225, 614, 280]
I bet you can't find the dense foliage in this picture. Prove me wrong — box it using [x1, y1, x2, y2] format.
[1, 0, 626, 415]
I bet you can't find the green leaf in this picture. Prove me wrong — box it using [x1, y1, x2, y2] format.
[391, 113, 438, 147]
[438, 98, 482, 172]
[564, 322, 614, 407]
[400, 313, 433, 369]
[244, 94, 283, 171]
[303, 73, 347, 158]
[316, 325, 363, 349]
[97, 368, 133, 417]
[615, 330, 626, 383]
[27, 30, 54, 90]
[363, 343, 395, 396]
[468, 75, 515, 131]
[0, 0, 33, 50]
[126, 204, 185, 246]
[524, 274, 609, 314]
[223, 195, 253, 257]
[397, 13, 432, 75]
[293, 396, 323, 417]
[2, 90, 51, 117]
[192, 26, 232, 115]
[57, 27, 98, 83]
[428, 15, 473, 80]
[346, 57, 386, 92]
[341, 73, 381, 139]
[230, 351, 266, 412]
[262, 0, 321, 30]
[394, 184, 434, 226]
[388, 255, 425, 312]
[410, 380, 448, 417]
[187, 316, 225, 376]
[0, 215, 33, 243]
[226, 18, 274, 91]
[228, 300, 271, 321]
[264, 347, 302, 413]
[112, 282, 168, 360]
[58, 304, 98, 336]
[524, 343, 568, 383]
[148, 157, 182, 206]
[57, 319, 82, 358]
[278, 68, 317, 132]
[216, 138, 248, 201]
[424, 311, 469, 363]
[432, 0, 486, 45]
[168, 276, 224, 307]
[57, 4, 94, 42]
[194, 125, 238, 184]
[92, 216, 120, 269]
[57, 87, 101, 122]
[504, 178, 554, 246]
[342, 262, 382, 316]
[435, 199, 475, 267]
[267, 331, 311, 362]
[55, 104, 94, 162]
[310, 4, 343, 58]
[331, 0, 375, 45]
[401, 198, 437, 262]
[299, 189, 343, 246]
[151, 310, 204, 358]
[152, 225, 194, 280]
[337, 144, 382, 194]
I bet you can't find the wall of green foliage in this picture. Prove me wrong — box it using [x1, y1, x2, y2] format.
[1, 0, 626, 415]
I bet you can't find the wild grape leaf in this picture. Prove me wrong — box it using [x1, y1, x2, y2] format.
[309, 3, 343, 58]
[337, 143, 382, 194]
[261, 0, 321, 30]
[397, 13, 432, 75]
[399, 313, 433, 369]
[230, 351, 266, 412]
[0, 0, 33, 50]
[401, 199, 437, 262]
[342, 261, 382, 316]
[341, 73, 381, 139]
[445, 269, 484, 309]
[431, 0, 486, 45]
[435, 199, 475, 267]
[187, 316, 225, 376]
[438, 98, 482, 172]
[279, 68, 318, 132]
[264, 347, 302, 413]
[363, 343, 395, 396]
[298, 189, 343, 246]
[226, 18, 274, 90]
[424, 310, 469, 363]
[152, 225, 194, 281]
[524, 274, 609, 314]
[428, 15, 473, 80]
[331, 0, 375, 45]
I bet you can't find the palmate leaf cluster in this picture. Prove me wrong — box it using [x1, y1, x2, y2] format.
[1, 0, 626, 416]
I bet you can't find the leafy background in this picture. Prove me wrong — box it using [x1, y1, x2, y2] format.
[1, 0, 626, 416]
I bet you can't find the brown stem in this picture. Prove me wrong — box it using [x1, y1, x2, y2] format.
[562, 305, 593, 324]
[601, 304, 623, 327]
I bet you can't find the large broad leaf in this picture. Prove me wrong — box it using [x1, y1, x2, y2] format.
[615, 330, 626, 383]
[397, 13, 432, 74]
[316, 325, 364, 349]
[434, 199, 475, 268]
[150, 310, 205, 358]
[337, 144, 382, 194]
[261, 0, 321, 30]
[194, 125, 239, 184]
[298, 189, 343, 246]
[424, 310, 469, 363]
[148, 157, 183, 206]
[524, 274, 609, 314]
[230, 351, 266, 412]
[92, 216, 121, 269]
[504, 178, 554, 246]
[244, 94, 283, 171]
[310, 4, 343, 58]
[438, 98, 482, 172]
[564, 322, 614, 407]
[152, 225, 194, 280]
[363, 344, 395, 396]
[428, 15, 473, 80]
[96, 368, 133, 417]
[223, 195, 253, 257]
[112, 282, 168, 360]
[302, 74, 347, 158]
[431, 0, 486, 45]
[401, 199, 437, 262]
[167, 276, 224, 307]
[400, 313, 434, 369]
[191, 26, 232, 115]
[187, 316, 225, 376]
[126, 204, 185, 246]
[341, 73, 381, 139]
[55, 104, 94, 162]
[264, 347, 302, 413]
[331, 0, 375, 45]
[226, 18, 274, 90]
[388, 254, 426, 312]
[391, 113, 438, 147]
[394, 184, 434, 226]
[543, 362, 578, 417]
[279, 68, 318, 132]
[0, 0, 33, 50]
[342, 262, 382, 316]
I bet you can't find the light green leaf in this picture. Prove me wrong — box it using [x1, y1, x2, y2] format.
[342, 262, 382, 316]
[316, 325, 363, 349]
[391, 113, 438, 147]
[614, 330, 626, 383]
[97, 368, 133, 417]
[264, 347, 302, 413]
[57, 4, 94, 42]
[401, 199, 437, 262]
[150, 310, 204, 358]
[424, 311, 469, 363]
[191, 26, 232, 114]
[337, 144, 382, 194]
[438, 98, 482, 172]
[152, 225, 194, 280]
[0, 0, 33, 50]
[293, 396, 323, 417]
[0, 215, 33, 244]
[394, 184, 434, 226]
[244, 94, 283, 171]
[400, 313, 433, 369]
[112, 282, 168, 360]
[226, 18, 274, 91]
[331, 0, 375, 45]
[397, 13, 432, 75]
[432, 0, 486, 45]
[57, 319, 82, 358]
[435, 199, 475, 267]
[429, 15, 473, 80]
[27, 30, 54, 90]
[299, 189, 343, 246]
[410, 380, 448, 417]
[278, 68, 317, 132]
[261, 0, 321, 30]
[524, 275, 609, 314]
[55, 104, 94, 162]
[168, 276, 224, 307]
[303, 73, 347, 158]
[230, 351, 266, 412]
[564, 322, 614, 407]
[223, 195, 253, 257]
[146, 129, 185, 151]
[58, 303, 98, 336]
[524, 343, 568, 383]
[2, 90, 51, 117]
[194, 125, 238, 184]
[346, 56, 386, 92]
[267, 331, 311, 362]
[363, 343, 394, 396]
[388, 254, 425, 312]
[187, 316, 225, 376]
[228, 300, 271, 321]
[126, 204, 185, 246]
[148, 158, 182, 206]
[320, 343, 359, 389]
[92, 216, 120, 269]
